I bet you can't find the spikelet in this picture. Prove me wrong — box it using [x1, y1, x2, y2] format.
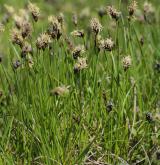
[57, 13, 64, 26]
[19, 9, 29, 21]
[74, 57, 88, 73]
[28, 2, 40, 22]
[72, 13, 78, 26]
[11, 28, 23, 47]
[143, 2, 155, 14]
[4, 4, 15, 16]
[98, 7, 107, 18]
[48, 15, 62, 40]
[12, 60, 21, 69]
[90, 18, 102, 35]
[13, 15, 23, 29]
[27, 56, 34, 68]
[71, 30, 84, 38]
[99, 38, 114, 51]
[72, 45, 85, 59]
[128, 1, 137, 16]
[21, 42, 32, 58]
[107, 6, 121, 21]
[50, 86, 70, 96]
[79, 7, 90, 19]
[122, 56, 132, 71]
[143, 2, 155, 23]
[21, 21, 32, 38]
[36, 33, 51, 50]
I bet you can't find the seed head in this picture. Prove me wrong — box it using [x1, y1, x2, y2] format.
[4, 4, 15, 16]
[143, 2, 155, 14]
[74, 57, 88, 73]
[79, 7, 90, 19]
[122, 56, 132, 71]
[99, 38, 114, 51]
[27, 56, 34, 68]
[146, 112, 153, 123]
[72, 13, 78, 26]
[28, 2, 40, 22]
[13, 15, 24, 29]
[71, 30, 84, 38]
[106, 100, 114, 112]
[13, 60, 21, 69]
[107, 6, 121, 21]
[143, 2, 155, 24]
[36, 33, 51, 50]
[50, 86, 70, 96]
[11, 28, 24, 47]
[128, 1, 137, 16]
[19, 9, 29, 21]
[98, 7, 107, 18]
[90, 18, 102, 35]
[21, 42, 32, 58]
[21, 21, 32, 38]
[72, 45, 85, 59]
[48, 16, 62, 40]
[57, 13, 64, 26]
[64, 36, 74, 51]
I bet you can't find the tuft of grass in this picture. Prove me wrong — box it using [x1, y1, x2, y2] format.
[0, 0, 160, 164]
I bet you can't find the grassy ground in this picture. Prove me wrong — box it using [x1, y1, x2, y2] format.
[0, 0, 160, 164]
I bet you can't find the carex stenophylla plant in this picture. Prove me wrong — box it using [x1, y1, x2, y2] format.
[0, 0, 160, 164]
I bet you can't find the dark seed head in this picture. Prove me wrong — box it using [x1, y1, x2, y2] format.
[13, 60, 21, 69]
[146, 112, 153, 122]
[106, 100, 113, 112]
[98, 7, 106, 18]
